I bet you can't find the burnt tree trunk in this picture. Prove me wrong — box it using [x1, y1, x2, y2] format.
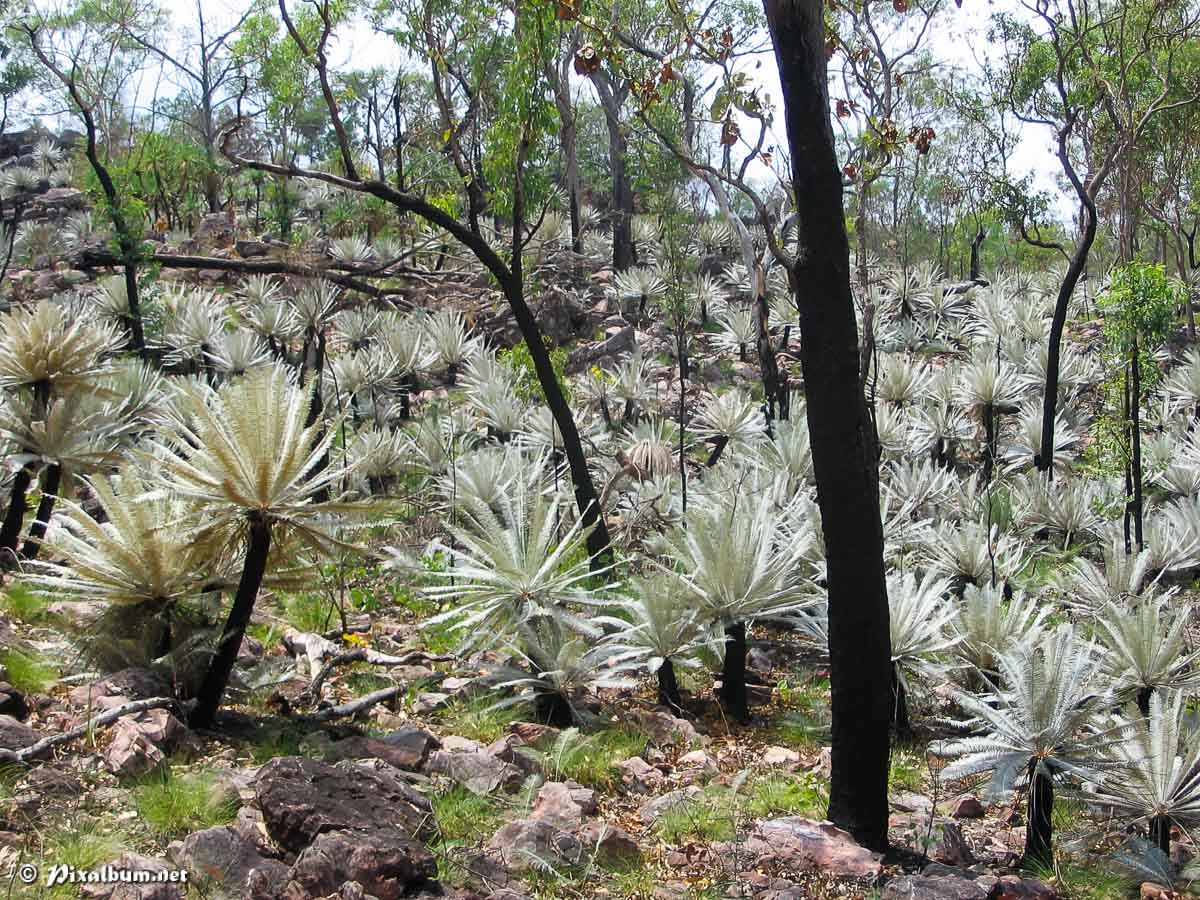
[765, 0, 892, 851]
[20, 462, 61, 561]
[657, 659, 682, 711]
[0, 465, 34, 564]
[1024, 764, 1054, 868]
[720, 620, 749, 723]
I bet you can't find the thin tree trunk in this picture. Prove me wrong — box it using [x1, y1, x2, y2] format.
[20, 462, 60, 561]
[1131, 338, 1144, 551]
[190, 515, 272, 729]
[765, 0, 892, 850]
[1150, 813, 1171, 857]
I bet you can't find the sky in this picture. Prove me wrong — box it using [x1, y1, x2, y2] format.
[22, 0, 1070, 221]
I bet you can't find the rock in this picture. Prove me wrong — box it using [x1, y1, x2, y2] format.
[486, 819, 582, 873]
[377, 727, 441, 769]
[507, 722, 561, 747]
[761, 746, 801, 769]
[638, 787, 703, 825]
[578, 822, 641, 864]
[1140, 885, 1177, 900]
[0, 683, 28, 720]
[0, 715, 45, 758]
[975, 875, 1058, 899]
[412, 692, 450, 714]
[275, 828, 437, 900]
[18, 765, 80, 796]
[440, 735, 485, 753]
[191, 212, 236, 250]
[255, 757, 434, 855]
[237, 636, 265, 666]
[104, 722, 167, 779]
[739, 817, 882, 877]
[169, 825, 287, 894]
[675, 749, 719, 780]
[881, 876, 987, 900]
[78, 853, 186, 899]
[236, 239, 272, 258]
[630, 708, 703, 747]
[486, 732, 540, 770]
[533, 289, 588, 346]
[891, 792, 935, 816]
[425, 749, 524, 795]
[951, 795, 986, 819]
[326, 734, 437, 772]
[69, 668, 169, 708]
[617, 756, 665, 795]
[566, 325, 635, 372]
[530, 781, 597, 829]
[128, 709, 191, 752]
[931, 821, 974, 867]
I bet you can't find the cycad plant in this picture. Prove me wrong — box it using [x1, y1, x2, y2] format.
[595, 572, 707, 710]
[153, 365, 363, 728]
[950, 582, 1046, 684]
[659, 490, 814, 721]
[935, 627, 1118, 866]
[1094, 599, 1200, 716]
[887, 570, 958, 735]
[1087, 691, 1200, 855]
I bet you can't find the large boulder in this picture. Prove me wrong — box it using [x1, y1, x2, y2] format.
[0, 715, 44, 759]
[267, 828, 437, 900]
[529, 781, 596, 830]
[78, 853, 187, 900]
[881, 875, 988, 900]
[254, 757, 434, 855]
[486, 819, 582, 874]
[566, 325, 635, 373]
[425, 748, 524, 796]
[69, 668, 169, 709]
[169, 825, 288, 895]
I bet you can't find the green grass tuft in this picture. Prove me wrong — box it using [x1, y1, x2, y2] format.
[1026, 856, 1135, 900]
[279, 591, 339, 633]
[0, 648, 58, 694]
[132, 770, 239, 840]
[544, 727, 649, 791]
[744, 772, 828, 819]
[430, 785, 507, 844]
[0, 584, 49, 623]
[889, 749, 925, 792]
[653, 790, 736, 843]
[433, 696, 522, 744]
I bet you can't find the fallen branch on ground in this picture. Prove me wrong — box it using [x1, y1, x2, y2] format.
[303, 648, 453, 702]
[0, 696, 185, 765]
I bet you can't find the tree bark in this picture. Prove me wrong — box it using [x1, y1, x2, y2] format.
[589, 70, 635, 271]
[1150, 813, 1171, 857]
[765, 0, 892, 851]
[190, 514, 272, 729]
[0, 465, 34, 564]
[657, 658, 682, 711]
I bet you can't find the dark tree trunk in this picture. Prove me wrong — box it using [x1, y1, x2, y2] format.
[969, 226, 985, 281]
[891, 665, 912, 740]
[657, 658, 682, 711]
[1149, 813, 1171, 857]
[1131, 338, 1144, 551]
[535, 691, 575, 728]
[720, 620, 749, 723]
[1137, 685, 1153, 718]
[1038, 205, 1097, 475]
[190, 514, 272, 729]
[20, 462, 61, 561]
[765, 0, 892, 851]
[1024, 765, 1054, 868]
[0, 465, 34, 564]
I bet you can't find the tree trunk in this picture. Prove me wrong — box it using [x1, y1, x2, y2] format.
[0, 465, 34, 564]
[969, 226, 985, 281]
[891, 665, 912, 740]
[1038, 210, 1097, 475]
[1024, 765, 1054, 868]
[1131, 338, 1144, 551]
[765, 0, 892, 851]
[20, 462, 61, 561]
[1137, 685, 1153, 718]
[657, 658, 682, 711]
[590, 73, 635, 271]
[720, 620, 749, 723]
[190, 514, 272, 729]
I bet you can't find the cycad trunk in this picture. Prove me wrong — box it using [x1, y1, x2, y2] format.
[20, 462, 61, 561]
[720, 620, 749, 722]
[891, 665, 912, 739]
[0, 464, 34, 565]
[657, 658, 682, 711]
[190, 514, 272, 729]
[1150, 813, 1171, 856]
[1024, 765, 1054, 868]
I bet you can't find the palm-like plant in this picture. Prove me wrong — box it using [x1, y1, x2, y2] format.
[419, 486, 609, 656]
[950, 581, 1046, 681]
[423, 308, 476, 383]
[1064, 538, 1158, 614]
[594, 572, 708, 710]
[922, 518, 1027, 586]
[659, 490, 815, 720]
[330, 235, 374, 263]
[611, 267, 667, 319]
[1013, 472, 1101, 547]
[1088, 692, 1200, 855]
[1094, 600, 1200, 716]
[874, 354, 932, 407]
[0, 300, 121, 397]
[694, 389, 762, 464]
[935, 627, 1119, 866]
[152, 364, 362, 727]
[714, 305, 758, 361]
[887, 570, 958, 734]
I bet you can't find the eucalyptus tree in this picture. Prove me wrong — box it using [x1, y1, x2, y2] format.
[764, 0, 893, 850]
[18, 3, 150, 358]
[222, 0, 613, 563]
[985, 0, 1200, 473]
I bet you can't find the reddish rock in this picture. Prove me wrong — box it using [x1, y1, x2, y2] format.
[530, 781, 597, 829]
[951, 795, 986, 819]
[739, 817, 883, 878]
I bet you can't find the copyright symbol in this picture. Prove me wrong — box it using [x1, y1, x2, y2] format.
[17, 863, 36, 884]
